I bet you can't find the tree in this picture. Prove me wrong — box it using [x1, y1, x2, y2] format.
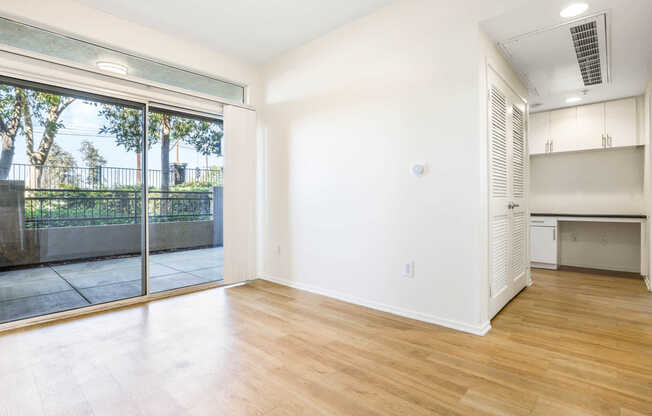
[79, 140, 106, 186]
[96, 105, 223, 191]
[23, 90, 75, 187]
[97, 105, 151, 184]
[0, 86, 24, 180]
[44, 142, 76, 187]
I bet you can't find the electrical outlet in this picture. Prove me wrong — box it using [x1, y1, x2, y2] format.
[402, 261, 414, 278]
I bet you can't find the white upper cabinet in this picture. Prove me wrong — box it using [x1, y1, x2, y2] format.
[529, 112, 549, 155]
[605, 98, 638, 148]
[549, 107, 577, 153]
[529, 96, 640, 155]
[576, 102, 605, 151]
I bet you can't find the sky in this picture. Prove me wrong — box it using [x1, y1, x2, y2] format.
[11, 100, 224, 171]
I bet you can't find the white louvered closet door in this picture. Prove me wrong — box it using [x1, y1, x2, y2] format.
[488, 69, 529, 319]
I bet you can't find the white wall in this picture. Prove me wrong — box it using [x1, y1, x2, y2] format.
[0, 0, 261, 105]
[530, 147, 645, 215]
[558, 221, 641, 273]
[259, 0, 526, 334]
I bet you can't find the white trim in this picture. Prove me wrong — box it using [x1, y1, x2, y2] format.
[258, 274, 492, 336]
[531, 262, 558, 270]
[0, 14, 247, 90]
[0, 14, 252, 109]
[0, 45, 251, 113]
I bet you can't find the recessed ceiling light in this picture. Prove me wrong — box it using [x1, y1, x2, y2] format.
[560, 3, 589, 18]
[96, 61, 128, 75]
[566, 96, 582, 104]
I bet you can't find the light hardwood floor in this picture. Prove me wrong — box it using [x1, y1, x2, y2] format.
[1, 269, 651, 415]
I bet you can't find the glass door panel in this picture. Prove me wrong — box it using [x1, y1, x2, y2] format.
[146, 107, 224, 293]
[0, 80, 145, 323]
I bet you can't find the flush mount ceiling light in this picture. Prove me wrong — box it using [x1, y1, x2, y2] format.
[566, 96, 582, 103]
[560, 3, 589, 18]
[96, 61, 128, 75]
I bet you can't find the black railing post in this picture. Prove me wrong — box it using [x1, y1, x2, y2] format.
[134, 191, 138, 224]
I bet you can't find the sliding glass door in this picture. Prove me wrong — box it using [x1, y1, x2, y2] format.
[0, 80, 145, 324]
[0, 78, 226, 325]
[146, 108, 225, 293]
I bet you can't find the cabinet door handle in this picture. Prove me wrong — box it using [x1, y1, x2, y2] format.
[608, 135, 612, 147]
[602, 134, 606, 148]
[545, 140, 549, 153]
[553, 229, 556, 241]
[550, 140, 553, 152]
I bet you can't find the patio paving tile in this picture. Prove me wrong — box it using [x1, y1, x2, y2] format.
[62, 263, 178, 289]
[51, 257, 140, 277]
[150, 272, 218, 293]
[188, 266, 224, 281]
[0, 268, 71, 302]
[0, 290, 89, 323]
[0, 247, 223, 323]
[0, 267, 63, 286]
[150, 255, 223, 272]
[78, 281, 143, 304]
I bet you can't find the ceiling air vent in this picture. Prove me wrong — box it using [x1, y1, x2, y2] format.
[497, 12, 610, 98]
[570, 20, 604, 86]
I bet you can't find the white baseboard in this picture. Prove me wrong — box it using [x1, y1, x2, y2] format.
[258, 273, 491, 336]
[531, 262, 558, 270]
[561, 261, 640, 275]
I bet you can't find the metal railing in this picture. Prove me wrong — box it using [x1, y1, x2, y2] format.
[24, 188, 213, 228]
[7, 163, 223, 189]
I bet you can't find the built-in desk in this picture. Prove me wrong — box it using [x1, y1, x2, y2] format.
[530, 214, 648, 278]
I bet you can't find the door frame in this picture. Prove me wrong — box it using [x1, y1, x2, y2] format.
[0, 49, 231, 333]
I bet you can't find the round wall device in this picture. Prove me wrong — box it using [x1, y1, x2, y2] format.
[411, 164, 426, 177]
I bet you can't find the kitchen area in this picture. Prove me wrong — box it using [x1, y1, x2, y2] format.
[529, 96, 648, 280]
[482, 0, 652, 290]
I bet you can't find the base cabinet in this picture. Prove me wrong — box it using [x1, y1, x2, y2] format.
[530, 218, 558, 269]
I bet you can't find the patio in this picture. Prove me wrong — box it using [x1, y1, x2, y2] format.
[0, 247, 223, 324]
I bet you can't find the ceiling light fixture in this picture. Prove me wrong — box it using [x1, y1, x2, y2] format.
[560, 3, 589, 18]
[566, 96, 582, 104]
[96, 61, 128, 75]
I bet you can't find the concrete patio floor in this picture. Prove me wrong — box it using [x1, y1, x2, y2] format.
[0, 247, 223, 324]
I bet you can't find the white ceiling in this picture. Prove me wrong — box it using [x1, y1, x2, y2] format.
[77, 0, 394, 64]
[481, 0, 652, 111]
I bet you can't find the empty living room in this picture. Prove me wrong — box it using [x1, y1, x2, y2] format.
[1, 0, 652, 415]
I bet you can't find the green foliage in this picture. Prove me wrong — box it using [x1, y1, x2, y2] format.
[96, 105, 223, 156]
[44, 143, 76, 186]
[0, 84, 19, 123]
[25, 90, 71, 138]
[79, 140, 106, 186]
[79, 140, 107, 167]
[167, 181, 216, 192]
[25, 186, 217, 228]
[97, 104, 152, 153]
